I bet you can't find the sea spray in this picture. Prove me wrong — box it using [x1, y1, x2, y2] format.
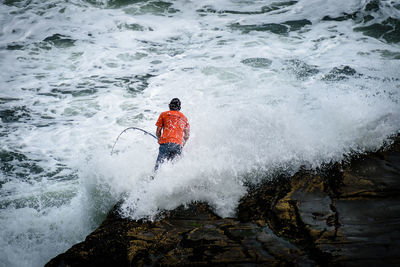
[0, 0, 399, 266]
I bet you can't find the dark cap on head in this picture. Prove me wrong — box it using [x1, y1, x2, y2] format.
[169, 98, 181, 111]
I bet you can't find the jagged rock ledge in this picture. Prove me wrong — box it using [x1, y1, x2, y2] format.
[47, 136, 400, 266]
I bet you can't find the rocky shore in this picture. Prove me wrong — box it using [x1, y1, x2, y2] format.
[47, 136, 400, 266]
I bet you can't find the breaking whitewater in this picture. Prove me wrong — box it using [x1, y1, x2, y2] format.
[0, 0, 399, 266]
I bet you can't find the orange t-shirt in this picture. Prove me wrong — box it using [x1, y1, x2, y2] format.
[156, 110, 190, 145]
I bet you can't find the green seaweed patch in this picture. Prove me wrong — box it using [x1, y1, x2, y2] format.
[189, 221, 203, 228]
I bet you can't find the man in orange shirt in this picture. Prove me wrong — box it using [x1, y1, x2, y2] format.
[154, 98, 190, 171]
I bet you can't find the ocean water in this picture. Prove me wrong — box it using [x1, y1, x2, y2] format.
[0, 0, 399, 265]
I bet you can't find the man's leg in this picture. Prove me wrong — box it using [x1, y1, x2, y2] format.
[154, 144, 168, 171]
[166, 143, 182, 161]
[154, 143, 182, 172]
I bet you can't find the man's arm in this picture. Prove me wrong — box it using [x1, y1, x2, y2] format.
[183, 126, 190, 146]
[156, 126, 162, 141]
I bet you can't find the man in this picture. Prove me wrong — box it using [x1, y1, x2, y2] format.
[154, 98, 190, 171]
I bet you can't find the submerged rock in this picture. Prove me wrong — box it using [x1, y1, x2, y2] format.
[322, 65, 360, 81]
[0, 106, 31, 123]
[230, 19, 311, 35]
[42, 34, 76, 49]
[282, 19, 312, 31]
[241, 58, 272, 68]
[197, 1, 298, 16]
[286, 59, 320, 79]
[354, 20, 398, 43]
[47, 135, 400, 266]
[230, 22, 289, 35]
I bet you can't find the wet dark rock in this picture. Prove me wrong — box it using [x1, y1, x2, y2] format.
[230, 22, 289, 35]
[42, 34, 76, 48]
[0, 97, 21, 105]
[363, 14, 375, 23]
[47, 135, 400, 266]
[320, 1, 398, 44]
[354, 17, 400, 43]
[116, 74, 156, 94]
[6, 43, 24, 50]
[0, 106, 31, 123]
[106, 0, 142, 8]
[282, 19, 312, 31]
[321, 1, 397, 44]
[4, 0, 26, 7]
[108, 0, 179, 13]
[322, 66, 361, 81]
[381, 17, 400, 43]
[322, 12, 357, 22]
[139, 1, 179, 15]
[51, 88, 98, 97]
[264, 1, 298, 11]
[47, 203, 314, 266]
[239, 135, 400, 266]
[0, 149, 45, 179]
[365, 0, 380, 12]
[354, 23, 392, 38]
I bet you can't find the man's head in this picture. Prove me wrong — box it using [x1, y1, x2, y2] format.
[169, 98, 181, 111]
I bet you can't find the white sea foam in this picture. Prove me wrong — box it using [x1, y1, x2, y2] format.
[0, 0, 399, 266]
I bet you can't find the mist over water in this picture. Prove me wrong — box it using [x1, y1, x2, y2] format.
[1, 0, 400, 266]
